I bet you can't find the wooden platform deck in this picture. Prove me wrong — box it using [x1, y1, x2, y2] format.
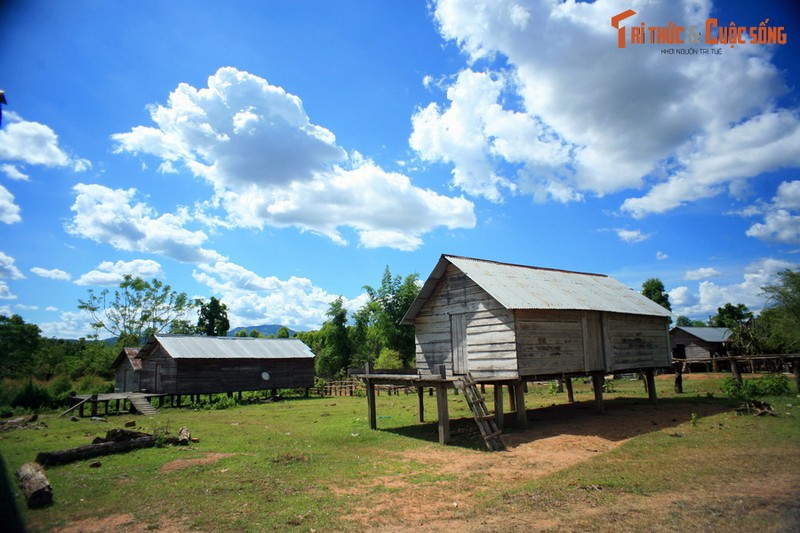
[63, 392, 165, 418]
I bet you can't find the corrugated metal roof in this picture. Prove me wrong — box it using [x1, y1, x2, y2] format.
[402, 255, 672, 324]
[672, 326, 731, 343]
[147, 334, 315, 359]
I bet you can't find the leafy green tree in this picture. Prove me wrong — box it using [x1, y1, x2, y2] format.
[676, 315, 706, 327]
[0, 314, 42, 378]
[759, 269, 800, 352]
[234, 329, 249, 337]
[276, 326, 290, 338]
[641, 278, 671, 311]
[315, 297, 351, 378]
[363, 267, 420, 367]
[708, 303, 753, 328]
[375, 348, 403, 369]
[196, 297, 230, 336]
[78, 275, 195, 346]
[349, 303, 382, 368]
[249, 329, 262, 338]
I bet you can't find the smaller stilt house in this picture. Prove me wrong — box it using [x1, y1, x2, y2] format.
[133, 334, 315, 397]
[669, 326, 731, 369]
[112, 347, 142, 393]
[357, 254, 673, 448]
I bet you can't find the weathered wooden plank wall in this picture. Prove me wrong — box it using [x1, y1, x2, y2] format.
[516, 309, 586, 375]
[415, 264, 516, 378]
[604, 314, 670, 370]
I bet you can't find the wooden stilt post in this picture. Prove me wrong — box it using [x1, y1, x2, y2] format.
[417, 386, 425, 423]
[90, 395, 98, 418]
[565, 377, 575, 403]
[365, 362, 377, 430]
[494, 384, 504, 430]
[434, 364, 449, 445]
[514, 382, 527, 429]
[644, 369, 657, 403]
[591, 372, 604, 415]
[507, 384, 516, 412]
[794, 357, 800, 393]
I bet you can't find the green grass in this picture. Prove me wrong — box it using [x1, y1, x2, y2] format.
[1, 374, 798, 532]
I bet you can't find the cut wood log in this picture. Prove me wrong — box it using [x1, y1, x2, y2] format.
[15, 462, 52, 508]
[36, 436, 157, 467]
[35, 427, 194, 467]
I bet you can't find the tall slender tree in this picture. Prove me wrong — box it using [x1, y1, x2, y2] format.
[78, 275, 195, 346]
[196, 297, 230, 336]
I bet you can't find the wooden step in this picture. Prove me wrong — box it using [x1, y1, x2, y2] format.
[483, 430, 502, 440]
[129, 397, 158, 416]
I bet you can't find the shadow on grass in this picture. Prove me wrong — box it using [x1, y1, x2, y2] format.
[0, 454, 26, 532]
[380, 395, 737, 451]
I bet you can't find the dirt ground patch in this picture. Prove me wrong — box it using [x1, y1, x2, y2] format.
[54, 513, 194, 533]
[339, 399, 798, 532]
[160, 452, 238, 473]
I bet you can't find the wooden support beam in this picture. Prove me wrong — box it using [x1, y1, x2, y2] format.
[591, 372, 605, 415]
[417, 386, 425, 423]
[794, 357, 800, 393]
[507, 384, 516, 412]
[644, 369, 657, 404]
[435, 382, 450, 445]
[366, 380, 377, 430]
[564, 377, 575, 403]
[493, 384, 504, 430]
[365, 362, 377, 430]
[514, 382, 527, 429]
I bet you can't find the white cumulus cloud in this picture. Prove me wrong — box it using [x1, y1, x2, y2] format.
[671, 257, 795, 318]
[744, 180, 800, 245]
[75, 259, 164, 286]
[31, 267, 72, 281]
[0, 185, 21, 224]
[0, 251, 24, 279]
[193, 261, 370, 330]
[420, 0, 800, 217]
[684, 267, 722, 281]
[0, 112, 90, 172]
[66, 183, 225, 264]
[615, 228, 650, 243]
[112, 67, 475, 251]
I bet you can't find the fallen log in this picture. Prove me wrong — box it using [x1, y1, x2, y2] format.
[15, 462, 53, 508]
[35, 427, 194, 467]
[36, 436, 157, 467]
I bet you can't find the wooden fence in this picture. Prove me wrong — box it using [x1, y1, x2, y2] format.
[312, 379, 415, 397]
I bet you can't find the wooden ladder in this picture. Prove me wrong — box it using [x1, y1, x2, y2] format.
[456, 373, 505, 451]
[129, 396, 158, 416]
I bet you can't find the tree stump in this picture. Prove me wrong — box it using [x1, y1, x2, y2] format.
[16, 462, 53, 508]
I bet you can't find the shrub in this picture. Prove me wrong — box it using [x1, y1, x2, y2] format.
[12, 380, 52, 410]
[48, 375, 75, 404]
[375, 348, 403, 370]
[721, 374, 791, 400]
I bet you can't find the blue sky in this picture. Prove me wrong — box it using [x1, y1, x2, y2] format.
[1, 0, 799, 338]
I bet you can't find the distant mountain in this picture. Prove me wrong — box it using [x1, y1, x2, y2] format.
[227, 324, 299, 337]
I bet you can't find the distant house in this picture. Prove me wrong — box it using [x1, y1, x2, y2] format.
[112, 347, 141, 393]
[114, 334, 315, 395]
[402, 255, 673, 381]
[669, 326, 731, 361]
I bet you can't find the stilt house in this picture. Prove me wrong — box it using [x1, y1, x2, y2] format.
[401, 255, 673, 380]
[112, 347, 142, 393]
[125, 334, 315, 395]
[669, 326, 731, 361]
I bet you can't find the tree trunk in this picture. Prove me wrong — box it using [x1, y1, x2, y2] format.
[16, 462, 52, 508]
[36, 436, 157, 467]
